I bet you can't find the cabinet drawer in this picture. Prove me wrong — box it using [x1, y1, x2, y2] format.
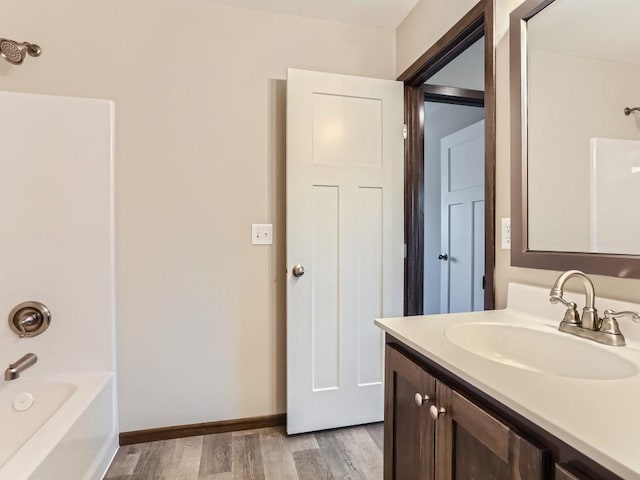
[556, 464, 590, 480]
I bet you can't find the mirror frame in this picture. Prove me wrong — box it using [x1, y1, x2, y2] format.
[510, 0, 640, 278]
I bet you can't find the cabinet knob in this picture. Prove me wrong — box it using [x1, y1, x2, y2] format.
[414, 393, 429, 407]
[429, 405, 446, 420]
[292, 265, 305, 277]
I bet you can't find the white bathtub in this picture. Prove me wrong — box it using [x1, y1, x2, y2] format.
[0, 373, 118, 480]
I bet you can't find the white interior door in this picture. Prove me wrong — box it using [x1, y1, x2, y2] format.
[440, 120, 485, 314]
[286, 68, 404, 434]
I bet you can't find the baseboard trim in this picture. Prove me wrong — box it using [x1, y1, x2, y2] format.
[119, 413, 287, 446]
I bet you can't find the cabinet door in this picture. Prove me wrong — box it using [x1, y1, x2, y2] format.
[555, 464, 590, 480]
[384, 346, 436, 480]
[434, 384, 545, 480]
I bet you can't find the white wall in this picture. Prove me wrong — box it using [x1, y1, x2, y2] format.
[398, 0, 640, 308]
[396, 0, 479, 75]
[1, 0, 395, 431]
[527, 50, 640, 252]
[424, 102, 485, 313]
[0, 92, 115, 377]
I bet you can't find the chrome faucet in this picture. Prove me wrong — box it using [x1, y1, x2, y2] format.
[550, 270, 598, 330]
[4, 353, 37, 381]
[549, 270, 640, 346]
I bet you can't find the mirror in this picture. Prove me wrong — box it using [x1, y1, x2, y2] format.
[510, 0, 640, 278]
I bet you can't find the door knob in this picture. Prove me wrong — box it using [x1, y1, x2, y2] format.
[292, 265, 305, 277]
[414, 393, 430, 407]
[438, 254, 449, 261]
[429, 405, 446, 420]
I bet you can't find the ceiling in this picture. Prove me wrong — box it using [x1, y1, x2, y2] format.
[205, 0, 421, 28]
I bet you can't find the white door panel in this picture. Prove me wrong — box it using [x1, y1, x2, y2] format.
[286, 69, 403, 434]
[440, 120, 485, 314]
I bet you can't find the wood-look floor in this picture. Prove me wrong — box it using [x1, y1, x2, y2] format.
[104, 423, 383, 480]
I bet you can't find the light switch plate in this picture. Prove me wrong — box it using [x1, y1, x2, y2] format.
[252, 224, 273, 245]
[501, 217, 511, 250]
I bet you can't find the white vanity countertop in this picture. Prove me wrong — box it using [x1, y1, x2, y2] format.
[375, 283, 640, 480]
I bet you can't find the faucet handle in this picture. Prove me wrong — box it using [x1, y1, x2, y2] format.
[16, 314, 37, 338]
[550, 294, 572, 308]
[561, 304, 580, 325]
[603, 309, 640, 323]
[600, 310, 623, 335]
[594, 310, 629, 346]
[550, 295, 580, 326]
[599, 309, 639, 335]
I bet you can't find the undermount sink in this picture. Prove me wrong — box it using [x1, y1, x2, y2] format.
[445, 322, 638, 380]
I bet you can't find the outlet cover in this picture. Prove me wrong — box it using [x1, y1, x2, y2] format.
[501, 217, 511, 250]
[252, 224, 273, 245]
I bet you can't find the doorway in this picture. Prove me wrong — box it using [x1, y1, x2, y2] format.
[400, 0, 496, 316]
[423, 38, 486, 314]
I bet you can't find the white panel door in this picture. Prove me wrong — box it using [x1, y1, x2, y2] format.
[286, 69, 404, 434]
[440, 120, 485, 314]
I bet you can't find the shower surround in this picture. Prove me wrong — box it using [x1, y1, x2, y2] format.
[0, 91, 117, 479]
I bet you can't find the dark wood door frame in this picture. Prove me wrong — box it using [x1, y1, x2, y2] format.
[399, 0, 496, 315]
[424, 84, 484, 107]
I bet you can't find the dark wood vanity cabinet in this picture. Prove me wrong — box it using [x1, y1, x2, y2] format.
[383, 340, 624, 480]
[385, 344, 545, 480]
